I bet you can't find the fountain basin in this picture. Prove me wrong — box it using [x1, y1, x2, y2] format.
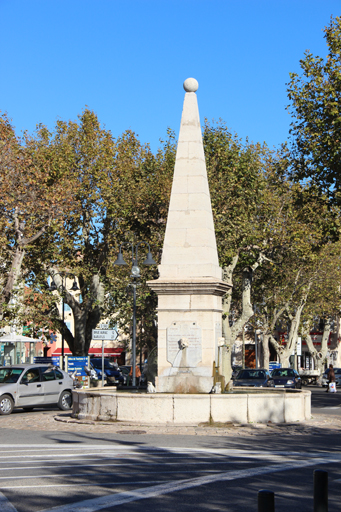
[72, 387, 311, 425]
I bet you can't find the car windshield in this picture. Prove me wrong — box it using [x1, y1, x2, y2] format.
[272, 369, 295, 377]
[335, 369, 341, 374]
[237, 370, 266, 379]
[0, 367, 24, 383]
[91, 359, 113, 369]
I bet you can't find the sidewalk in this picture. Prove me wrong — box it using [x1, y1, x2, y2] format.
[0, 409, 341, 436]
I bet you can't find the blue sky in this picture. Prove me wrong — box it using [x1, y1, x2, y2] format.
[1, 1, 340, 152]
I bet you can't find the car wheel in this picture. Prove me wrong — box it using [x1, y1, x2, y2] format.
[58, 390, 72, 411]
[0, 395, 14, 415]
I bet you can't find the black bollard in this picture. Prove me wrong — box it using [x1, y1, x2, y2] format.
[314, 470, 328, 512]
[258, 490, 275, 512]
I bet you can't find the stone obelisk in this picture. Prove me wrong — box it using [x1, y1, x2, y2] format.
[148, 78, 231, 393]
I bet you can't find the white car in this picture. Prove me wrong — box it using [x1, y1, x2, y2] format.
[0, 364, 74, 415]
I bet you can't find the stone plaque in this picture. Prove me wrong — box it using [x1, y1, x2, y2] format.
[167, 322, 202, 367]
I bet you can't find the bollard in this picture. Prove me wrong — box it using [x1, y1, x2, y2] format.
[314, 470, 328, 512]
[258, 490, 275, 512]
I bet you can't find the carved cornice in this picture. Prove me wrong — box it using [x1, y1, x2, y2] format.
[147, 278, 232, 296]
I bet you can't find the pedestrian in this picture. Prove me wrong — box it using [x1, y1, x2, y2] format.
[327, 364, 336, 392]
[129, 365, 141, 386]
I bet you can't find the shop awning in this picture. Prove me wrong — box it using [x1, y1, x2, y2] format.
[0, 334, 42, 343]
[52, 347, 125, 356]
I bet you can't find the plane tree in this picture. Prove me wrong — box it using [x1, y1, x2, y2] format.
[0, 113, 73, 326]
[286, 15, 341, 209]
[26, 111, 174, 356]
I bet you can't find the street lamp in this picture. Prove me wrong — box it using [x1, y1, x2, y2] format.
[114, 242, 156, 387]
[48, 273, 79, 370]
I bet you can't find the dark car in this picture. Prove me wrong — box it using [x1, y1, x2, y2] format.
[233, 369, 271, 387]
[90, 359, 125, 385]
[119, 365, 146, 387]
[269, 368, 302, 389]
[232, 366, 242, 379]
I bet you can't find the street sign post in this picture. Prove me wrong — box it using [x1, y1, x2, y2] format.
[92, 328, 117, 387]
[92, 329, 116, 340]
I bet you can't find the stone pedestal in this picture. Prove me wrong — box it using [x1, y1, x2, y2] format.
[148, 78, 231, 393]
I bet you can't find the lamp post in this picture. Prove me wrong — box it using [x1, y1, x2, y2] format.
[114, 242, 156, 387]
[48, 273, 79, 370]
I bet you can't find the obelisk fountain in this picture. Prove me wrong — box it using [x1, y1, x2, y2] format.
[148, 78, 231, 393]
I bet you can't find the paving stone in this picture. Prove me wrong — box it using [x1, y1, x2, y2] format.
[0, 409, 340, 437]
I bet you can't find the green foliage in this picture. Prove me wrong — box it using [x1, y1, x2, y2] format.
[22, 111, 175, 355]
[287, 16, 341, 205]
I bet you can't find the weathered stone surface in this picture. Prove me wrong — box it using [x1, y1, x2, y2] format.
[147, 79, 231, 393]
[166, 321, 202, 366]
[72, 389, 311, 425]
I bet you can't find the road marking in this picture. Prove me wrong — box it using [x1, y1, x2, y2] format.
[40, 457, 334, 512]
[0, 468, 225, 481]
[0, 492, 17, 512]
[0, 460, 254, 473]
[0, 480, 165, 490]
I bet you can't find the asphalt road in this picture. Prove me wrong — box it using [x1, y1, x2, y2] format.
[309, 385, 341, 415]
[0, 386, 340, 512]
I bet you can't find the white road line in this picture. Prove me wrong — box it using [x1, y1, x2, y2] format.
[0, 453, 244, 462]
[0, 449, 310, 462]
[0, 445, 335, 462]
[0, 491, 17, 512]
[0, 480, 165, 490]
[40, 457, 334, 512]
[0, 468, 225, 481]
[0, 444, 325, 455]
[1, 460, 254, 472]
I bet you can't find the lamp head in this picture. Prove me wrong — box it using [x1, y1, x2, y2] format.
[70, 279, 79, 292]
[114, 251, 128, 266]
[131, 260, 140, 278]
[48, 280, 57, 292]
[143, 251, 157, 266]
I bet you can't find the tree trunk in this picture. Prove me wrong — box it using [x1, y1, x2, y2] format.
[222, 264, 254, 381]
[0, 247, 25, 320]
[303, 318, 331, 378]
[261, 334, 270, 369]
[52, 272, 105, 356]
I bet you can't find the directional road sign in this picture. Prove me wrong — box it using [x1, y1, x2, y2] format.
[92, 329, 117, 340]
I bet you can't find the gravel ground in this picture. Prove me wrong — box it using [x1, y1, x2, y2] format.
[0, 409, 340, 437]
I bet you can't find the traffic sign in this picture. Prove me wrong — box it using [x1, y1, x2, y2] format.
[92, 329, 116, 340]
[99, 324, 109, 329]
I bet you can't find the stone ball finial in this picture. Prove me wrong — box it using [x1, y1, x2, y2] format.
[183, 77, 199, 92]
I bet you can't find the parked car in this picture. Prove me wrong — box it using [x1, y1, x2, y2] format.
[0, 364, 74, 415]
[90, 358, 125, 385]
[269, 368, 302, 389]
[233, 369, 271, 387]
[119, 365, 146, 387]
[232, 366, 242, 379]
[322, 367, 341, 387]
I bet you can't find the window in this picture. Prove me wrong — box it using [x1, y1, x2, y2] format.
[0, 368, 23, 383]
[22, 368, 40, 384]
[41, 367, 56, 381]
[55, 370, 63, 380]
